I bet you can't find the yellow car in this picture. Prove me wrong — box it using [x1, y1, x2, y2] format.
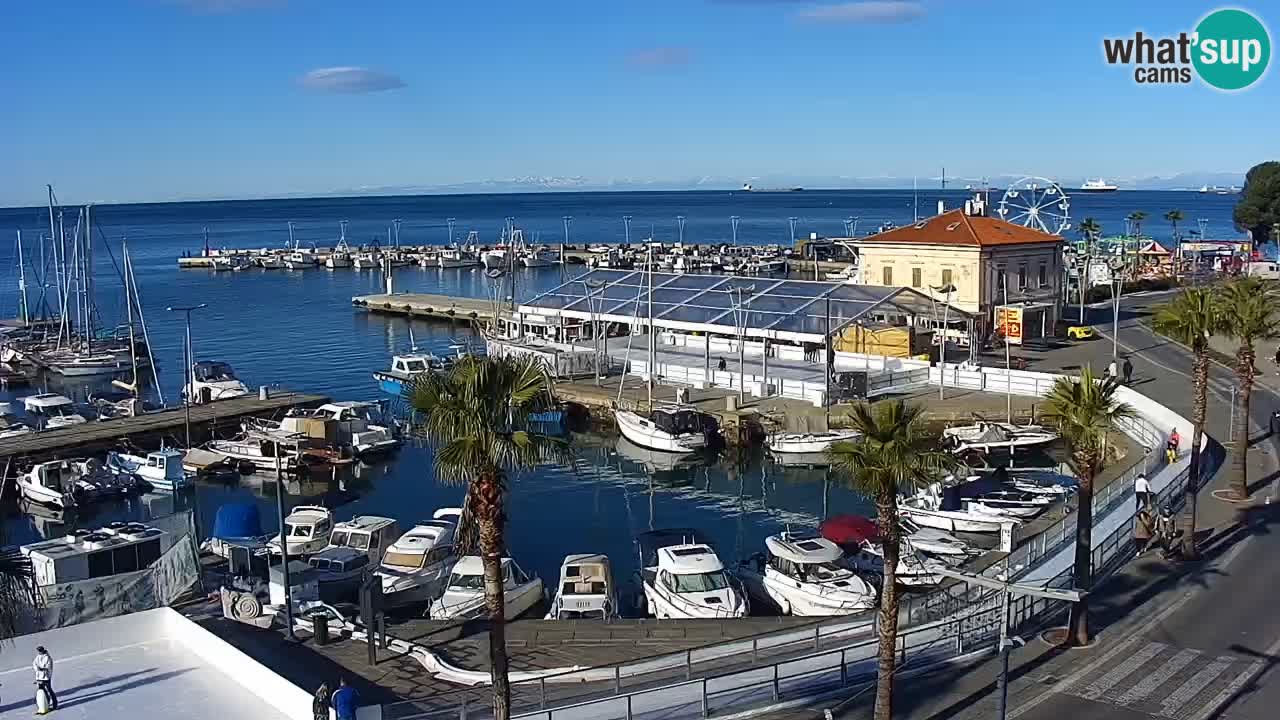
[1067, 325, 1096, 340]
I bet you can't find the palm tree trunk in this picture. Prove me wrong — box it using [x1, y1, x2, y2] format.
[872, 495, 901, 720]
[1182, 351, 1207, 558]
[1067, 467, 1095, 646]
[476, 474, 511, 720]
[1229, 344, 1255, 500]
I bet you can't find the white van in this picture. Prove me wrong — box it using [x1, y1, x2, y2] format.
[1246, 262, 1280, 280]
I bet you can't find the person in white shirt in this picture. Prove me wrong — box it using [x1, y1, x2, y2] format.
[33, 646, 57, 713]
[1135, 474, 1152, 511]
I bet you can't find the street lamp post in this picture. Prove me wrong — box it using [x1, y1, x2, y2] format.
[446, 217, 456, 246]
[676, 216, 686, 246]
[730, 216, 740, 247]
[622, 216, 633, 247]
[166, 303, 208, 447]
[729, 285, 755, 403]
[931, 283, 955, 400]
[1109, 255, 1128, 362]
[581, 279, 607, 385]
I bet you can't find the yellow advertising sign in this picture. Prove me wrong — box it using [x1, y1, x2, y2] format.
[995, 306, 1024, 344]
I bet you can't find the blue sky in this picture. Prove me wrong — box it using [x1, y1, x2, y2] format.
[2, 0, 1277, 206]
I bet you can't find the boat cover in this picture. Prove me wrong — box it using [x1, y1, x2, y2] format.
[636, 528, 715, 569]
[820, 515, 880, 546]
[212, 503, 264, 540]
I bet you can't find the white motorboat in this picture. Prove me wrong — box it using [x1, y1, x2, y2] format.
[615, 405, 712, 453]
[308, 547, 374, 589]
[184, 360, 251, 404]
[520, 249, 557, 268]
[636, 529, 747, 619]
[22, 393, 87, 429]
[284, 401, 400, 457]
[817, 516, 945, 587]
[965, 499, 1045, 520]
[18, 458, 141, 510]
[0, 411, 34, 438]
[767, 429, 862, 454]
[737, 533, 878, 616]
[44, 351, 130, 377]
[256, 255, 284, 269]
[325, 252, 352, 269]
[326, 515, 401, 556]
[899, 517, 976, 559]
[428, 555, 544, 621]
[943, 421, 1058, 454]
[374, 352, 454, 396]
[106, 448, 194, 491]
[824, 265, 860, 284]
[898, 483, 1014, 534]
[376, 509, 462, 606]
[545, 554, 618, 620]
[283, 250, 317, 269]
[268, 505, 334, 556]
[437, 248, 481, 268]
[206, 434, 304, 472]
[587, 244, 611, 254]
[352, 252, 381, 270]
[480, 248, 507, 269]
[212, 255, 250, 271]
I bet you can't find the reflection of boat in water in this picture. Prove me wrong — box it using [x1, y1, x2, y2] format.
[768, 451, 831, 468]
[613, 436, 703, 473]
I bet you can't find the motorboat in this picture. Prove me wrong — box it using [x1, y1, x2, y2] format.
[427, 555, 544, 621]
[480, 248, 507, 269]
[206, 434, 304, 473]
[373, 353, 453, 396]
[283, 250, 317, 269]
[22, 393, 87, 429]
[0, 403, 34, 438]
[184, 360, 251, 404]
[106, 448, 194, 491]
[212, 255, 249, 271]
[898, 516, 976, 560]
[278, 401, 401, 457]
[819, 516, 945, 587]
[326, 233, 354, 269]
[898, 483, 1015, 534]
[943, 421, 1058, 454]
[587, 244, 611, 254]
[268, 505, 334, 556]
[308, 547, 374, 591]
[635, 529, 747, 619]
[352, 252, 381, 270]
[18, 458, 141, 510]
[737, 532, 878, 615]
[437, 248, 481, 268]
[767, 429, 862, 454]
[325, 515, 402, 558]
[256, 255, 284, 269]
[376, 508, 463, 606]
[520, 248, 557, 268]
[202, 502, 272, 559]
[545, 554, 618, 620]
[615, 405, 715, 453]
[43, 351, 130, 377]
[824, 265, 860, 284]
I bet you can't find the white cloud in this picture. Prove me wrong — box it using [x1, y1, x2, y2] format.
[795, 1, 926, 24]
[299, 67, 407, 94]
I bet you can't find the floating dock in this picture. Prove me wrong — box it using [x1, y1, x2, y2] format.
[351, 293, 505, 324]
[0, 392, 329, 463]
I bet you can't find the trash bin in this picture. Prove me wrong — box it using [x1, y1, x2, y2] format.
[312, 611, 330, 645]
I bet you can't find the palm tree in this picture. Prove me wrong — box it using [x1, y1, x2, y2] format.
[1165, 209, 1185, 240]
[1127, 211, 1148, 237]
[1152, 289, 1219, 557]
[827, 401, 953, 720]
[0, 549, 38, 641]
[1216, 278, 1280, 500]
[1079, 217, 1102, 239]
[1042, 367, 1135, 646]
[408, 354, 569, 720]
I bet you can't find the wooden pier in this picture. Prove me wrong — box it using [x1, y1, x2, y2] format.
[352, 293, 504, 324]
[0, 392, 328, 462]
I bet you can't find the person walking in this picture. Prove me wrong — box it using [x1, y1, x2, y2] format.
[1122, 356, 1134, 384]
[1166, 428, 1181, 464]
[1134, 508, 1156, 554]
[312, 683, 331, 720]
[717, 356, 727, 371]
[331, 678, 359, 720]
[1273, 345, 1280, 375]
[33, 646, 56, 714]
[1270, 409, 1280, 437]
[1134, 473, 1152, 511]
[1107, 359, 1118, 380]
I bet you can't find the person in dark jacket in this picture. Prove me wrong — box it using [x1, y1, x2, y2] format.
[717, 357, 727, 371]
[331, 678, 359, 720]
[313, 683, 331, 720]
[1122, 357, 1134, 384]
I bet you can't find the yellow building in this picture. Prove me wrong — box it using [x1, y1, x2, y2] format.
[847, 207, 1064, 336]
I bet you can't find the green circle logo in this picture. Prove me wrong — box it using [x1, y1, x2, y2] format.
[1192, 8, 1271, 90]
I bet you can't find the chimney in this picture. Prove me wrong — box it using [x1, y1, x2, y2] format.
[937, 200, 945, 216]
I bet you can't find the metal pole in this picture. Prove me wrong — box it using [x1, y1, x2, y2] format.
[995, 564, 1013, 720]
[938, 287, 950, 400]
[167, 304, 207, 443]
[825, 296, 832, 424]
[1004, 283, 1012, 422]
[275, 443, 297, 641]
[731, 216, 740, 247]
[447, 217, 456, 245]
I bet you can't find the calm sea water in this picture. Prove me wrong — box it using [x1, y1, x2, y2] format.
[0, 189, 1240, 590]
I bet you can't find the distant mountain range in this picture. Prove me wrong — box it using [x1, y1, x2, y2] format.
[299, 171, 1248, 198]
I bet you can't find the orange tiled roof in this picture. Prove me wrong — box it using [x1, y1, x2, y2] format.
[857, 210, 1063, 247]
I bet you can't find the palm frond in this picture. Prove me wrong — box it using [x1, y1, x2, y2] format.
[1217, 277, 1280, 346]
[0, 549, 38, 642]
[1153, 288, 1218, 352]
[828, 400, 954, 502]
[1041, 366, 1135, 476]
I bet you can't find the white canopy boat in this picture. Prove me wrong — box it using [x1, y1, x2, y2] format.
[206, 434, 304, 472]
[737, 533, 878, 615]
[374, 352, 454, 396]
[268, 505, 334, 556]
[899, 517, 977, 559]
[943, 421, 1058, 454]
[184, 361, 251, 404]
[615, 405, 712, 453]
[437, 248, 481, 268]
[816, 517, 946, 588]
[106, 448, 194, 491]
[898, 484, 1014, 534]
[767, 429, 862, 454]
[545, 553, 619, 620]
[18, 458, 141, 510]
[636, 529, 747, 619]
[427, 556, 543, 621]
[376, 509, 462, 606]
[325, 515, 401, 559]
[263, 401, 401, 457]
[22, 393, 87, 429]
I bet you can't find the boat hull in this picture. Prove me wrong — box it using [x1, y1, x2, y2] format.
[767, 430, 861, 454]
[615, 411, 706, 453]
[899, 507, 1008, 533]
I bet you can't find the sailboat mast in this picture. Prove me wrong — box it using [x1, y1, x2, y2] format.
[85, 204, 94, 353]
[45, 186, 57, 308]
[16, 231, 28, 325]
[124, 243, 139, 395]
[647, 243, 654, 408]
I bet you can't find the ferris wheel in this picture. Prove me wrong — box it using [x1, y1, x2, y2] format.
[996, 177, 1071, 235]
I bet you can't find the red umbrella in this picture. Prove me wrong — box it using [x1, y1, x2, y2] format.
[820, 515, 880, 546]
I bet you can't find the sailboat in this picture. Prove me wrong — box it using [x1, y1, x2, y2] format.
[325, 221, 353, 269]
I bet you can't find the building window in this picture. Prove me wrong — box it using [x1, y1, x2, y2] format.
[941, 268, 953, 287]
[1038, 263, 1048, 287]
[883, 266, 893, 285]
[911, 267, 922, 288]
[1018, 265, 1027, 290]
[996, 267, 1006, 291]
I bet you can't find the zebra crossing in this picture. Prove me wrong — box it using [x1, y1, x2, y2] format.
[1055, 640, 1263, 720]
